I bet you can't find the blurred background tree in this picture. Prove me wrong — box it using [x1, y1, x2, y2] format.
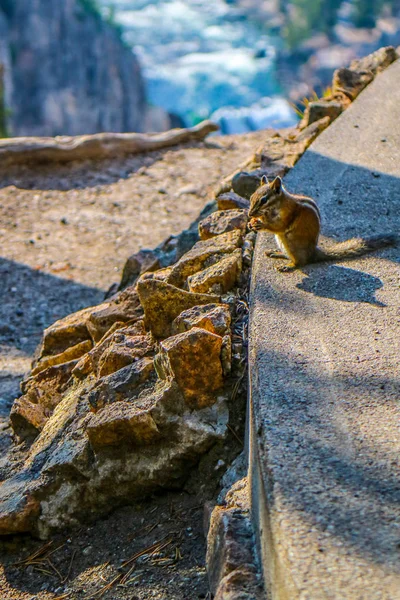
[279, 0, 400, 49]
[0, 64, 7, 137]
[353, 0, 382, 27]
[281, 0, 343, 49]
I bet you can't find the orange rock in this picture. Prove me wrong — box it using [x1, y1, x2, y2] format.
[97, 333, 154, 378]
[32, 339, 93, 376]
[38, 304, 95, 358]
[86, 403, 160, 449]
[10, 360, 78, 439]
[87, 286, 143, 342]
[155, 327, 224, 409]
[188, 250, 242, 295]
[171, 303, 231, 337]
[137, 279, 220, 338]
[167, 230, 243, 288]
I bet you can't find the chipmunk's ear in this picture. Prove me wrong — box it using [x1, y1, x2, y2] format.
[260, 174, 269, 186]
[271, 176, 282, 193]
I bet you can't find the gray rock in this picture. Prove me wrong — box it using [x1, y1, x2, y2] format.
[217, 192, 250, 211]
[232, 171, 263, 199]
[332, 67, 374, 100]
[206, 478, 263, 600]
[299, 100, 343, 129]
[349, 45, 398, 76]
[0, 377, 228, 538]
[198, 210, 248, 240]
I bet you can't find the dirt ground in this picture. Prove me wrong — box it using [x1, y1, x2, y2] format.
[0, 129, 265, 600]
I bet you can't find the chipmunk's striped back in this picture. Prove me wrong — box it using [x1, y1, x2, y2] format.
[298, 197, 321, 223]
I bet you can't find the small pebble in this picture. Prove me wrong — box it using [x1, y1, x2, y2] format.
[54, 587, 64, 594]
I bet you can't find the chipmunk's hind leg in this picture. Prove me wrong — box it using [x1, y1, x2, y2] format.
[266, 250, 288, 259]
[276, 248, 308, 272]
[266, 234, 289, 259]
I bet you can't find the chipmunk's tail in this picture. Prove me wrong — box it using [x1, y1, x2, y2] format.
[314, 234, 398, 263]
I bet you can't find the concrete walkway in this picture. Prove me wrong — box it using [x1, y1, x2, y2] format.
[249, 60, 400, 599]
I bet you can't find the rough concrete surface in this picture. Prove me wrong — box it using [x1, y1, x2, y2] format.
[249, 60, 400, 598]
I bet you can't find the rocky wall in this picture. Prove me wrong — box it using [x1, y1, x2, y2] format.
[0, 192, 256, 538]
[0, 43, 396, 558]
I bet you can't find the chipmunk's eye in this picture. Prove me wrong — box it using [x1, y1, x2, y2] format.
[259, 195, 269, 206]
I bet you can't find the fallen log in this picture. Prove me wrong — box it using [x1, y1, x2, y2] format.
[0, 120, 219, 166]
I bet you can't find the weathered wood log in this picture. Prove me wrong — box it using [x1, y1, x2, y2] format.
[0, 120, 219, 166]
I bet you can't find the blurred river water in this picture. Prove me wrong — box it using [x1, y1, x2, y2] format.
[98, 0, 298, 133]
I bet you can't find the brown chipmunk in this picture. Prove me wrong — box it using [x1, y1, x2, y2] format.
[248, 175, 397, 272]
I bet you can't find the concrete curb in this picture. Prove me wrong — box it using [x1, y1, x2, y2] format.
[248, 60, 400, 599]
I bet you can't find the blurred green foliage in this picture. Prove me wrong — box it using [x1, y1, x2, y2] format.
[280, 0, 400, 49]
[77, 0, 102, 19]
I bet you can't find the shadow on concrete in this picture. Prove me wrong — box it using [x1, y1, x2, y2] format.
[0, 141, 204, 191]
[252, 343, 400, 568]
[297, 265, 386, 306]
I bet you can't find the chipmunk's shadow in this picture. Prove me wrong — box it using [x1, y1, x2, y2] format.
[297, 265, 386, 306]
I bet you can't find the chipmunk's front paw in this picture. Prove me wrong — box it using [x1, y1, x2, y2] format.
[248, 218, 264, 231]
